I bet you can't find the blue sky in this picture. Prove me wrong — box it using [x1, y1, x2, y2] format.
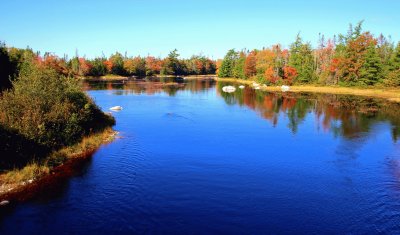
[1, 0, 399, 59]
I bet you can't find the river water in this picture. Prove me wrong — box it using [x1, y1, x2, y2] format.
[1, 78, 400, 234]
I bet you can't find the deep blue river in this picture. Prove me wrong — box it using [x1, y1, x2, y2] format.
[1, 78, 400, 234]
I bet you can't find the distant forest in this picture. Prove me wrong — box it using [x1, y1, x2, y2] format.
[0, 47, 216, 90]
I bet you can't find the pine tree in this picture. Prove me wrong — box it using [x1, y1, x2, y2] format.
[109, 52, 125, 75]
[0, 43, 13, 90]
[289, 34, 315, 83]
[218, 49, 238, 78]
[359, 43, 382, 85]
[386, 43, 400, 86]
[391, 43, 400, 70]
[233, 52, 246, 79]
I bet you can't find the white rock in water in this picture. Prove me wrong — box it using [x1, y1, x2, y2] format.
[222, 85, 236, 93]
[254, 86, 260, 90]
[239, 85, 245, 89]
[110, 106, 123, 111]
[0, 200, 9, 206]
[281, 85, 290, 92]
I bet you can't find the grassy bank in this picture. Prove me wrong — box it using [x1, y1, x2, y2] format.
[0, 128, 117, 200]
[81, 74, 131, 81]
[216, 78, 400, 103]
[183, 75, 216, 79]
[82, 74, 217, 81]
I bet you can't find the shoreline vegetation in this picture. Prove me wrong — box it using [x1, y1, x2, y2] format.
[81, 74, 217, 82]
[0, 128, 118, 202]
[216, 21, 400, 90]
[216, 78, 400, 103]
[0, 46, 217, 90]
[0, 50, 117, 204]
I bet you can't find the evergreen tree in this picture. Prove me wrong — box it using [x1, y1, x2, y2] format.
[109, 52, 125, 75]
[161, 49, 181, 75]
[359, 43, 382, 85]
[218, 49, 238, 78]
[289, 34, 315, 83]
[233, 52, 246, 79]
[0, 43, 13, 90]
[386, 43, 400, 86]
[391, 43, 400, 70]
[89, 58, 107, 76]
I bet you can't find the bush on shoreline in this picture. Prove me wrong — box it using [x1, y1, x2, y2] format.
[0, 64, 115, 170]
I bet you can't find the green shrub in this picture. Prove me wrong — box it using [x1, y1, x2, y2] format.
[0, 65, 115, 152]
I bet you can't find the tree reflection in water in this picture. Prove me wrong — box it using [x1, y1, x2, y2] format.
[83, 79, 400, 142]
[216, 82, 400, 142]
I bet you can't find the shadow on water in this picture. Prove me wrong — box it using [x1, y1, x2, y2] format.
[0, 154, 94, 216]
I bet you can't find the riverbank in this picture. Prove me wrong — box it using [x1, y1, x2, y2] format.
[0, 128, 118, 203]
[81, 75, 131, 81]
[183, 75, 216, 79]
[81, 74, 217, 81]
[216, 78, 400, 103]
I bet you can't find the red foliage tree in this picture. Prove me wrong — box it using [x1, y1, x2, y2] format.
[104, 60, 113, 73]
[145, 56, 162, 75]
[79, 58, 92, 76]
[264, 66, 278, 83]
[341, 32, 376, 83]
[283, 66, 298, 84]
[245, 51, 257, 78]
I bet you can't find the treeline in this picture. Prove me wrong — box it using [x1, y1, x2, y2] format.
[0, 45, 216, 90]
[217, 21, 400, 87]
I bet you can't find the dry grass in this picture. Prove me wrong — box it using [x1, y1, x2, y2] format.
[1, 163, 50, 185]
[265, 85, 400, 102]
[183, 75, 217, 79]
[81, 74, 130, 81]
[54, 127, 117, 158]
[216, 78, 400, 103]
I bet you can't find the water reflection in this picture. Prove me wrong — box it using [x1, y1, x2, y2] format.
[216, 82, 400, 142]
[82, 77, 215, 96]
[83, 78, 400, 142]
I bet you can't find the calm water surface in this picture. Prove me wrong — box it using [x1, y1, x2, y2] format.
[1, 78, 400, 234]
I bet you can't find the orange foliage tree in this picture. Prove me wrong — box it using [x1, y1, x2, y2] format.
[245, 50, 257, 78]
